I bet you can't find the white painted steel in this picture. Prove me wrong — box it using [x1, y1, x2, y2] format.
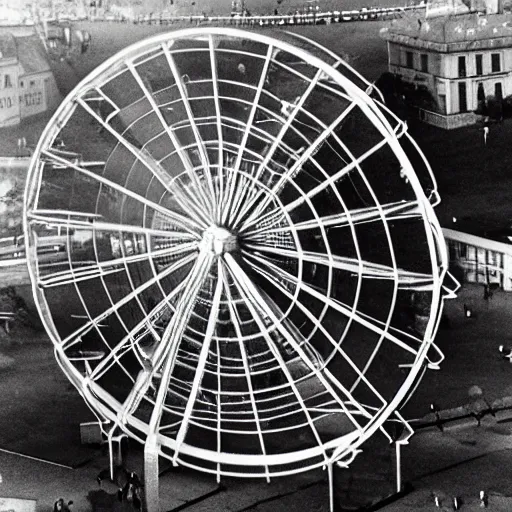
[23, 27, 453, 503]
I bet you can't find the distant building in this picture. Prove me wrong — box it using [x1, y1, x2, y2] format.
[0, 33, 61, 127]
[380, 0, 512, 128]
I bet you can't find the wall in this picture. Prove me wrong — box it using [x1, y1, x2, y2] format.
[443, 227, 512, 291]
[0, 62, 20, 127]
[19, 73, 48, 118]
[389, 43, 512, 115]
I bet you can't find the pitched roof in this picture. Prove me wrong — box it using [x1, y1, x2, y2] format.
[15, 35, 51, 75]
[0, 32, 17, 61]
[380, 12, 512, 52]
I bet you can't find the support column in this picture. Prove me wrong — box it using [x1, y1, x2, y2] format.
[144, 436, 160, 512]
[327, 462, 334, 512]
[395, 442, 402, 493]
[503, 254, 512, 291]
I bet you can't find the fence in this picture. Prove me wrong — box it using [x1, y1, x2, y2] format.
[443, 227, 512, 291]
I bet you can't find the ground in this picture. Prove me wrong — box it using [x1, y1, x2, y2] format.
[1, 284, 512, 511]
[0, 16, 512, 512]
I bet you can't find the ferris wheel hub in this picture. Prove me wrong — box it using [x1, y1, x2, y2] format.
[201, 225, 239, 255]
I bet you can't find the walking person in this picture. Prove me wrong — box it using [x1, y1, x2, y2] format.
[483, 125, 489, 146]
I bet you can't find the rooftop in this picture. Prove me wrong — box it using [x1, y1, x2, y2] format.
[0, 31, 17, 61]
[15, 34, 51, 75]
[381, 11, 512, 52]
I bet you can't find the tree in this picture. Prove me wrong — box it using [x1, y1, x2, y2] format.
[476, 83, 486, 115]
[487, 95, 503, 121]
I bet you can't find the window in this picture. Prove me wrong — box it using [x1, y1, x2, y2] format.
[491, 53, 501, 72]
[458, 56, 466, 78]
[29, 80, 36, 88]
[495, 82, 503, 99]
[458, 82, 467, 112]
[406, 51, 413, 68]
[476, 54, 483, 76]
[421, 53, 428, 72]
[4, 74, 12, 88]
[20, 80, 24, 88]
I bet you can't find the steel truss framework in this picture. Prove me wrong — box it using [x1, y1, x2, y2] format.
[24, 27, 457, 512]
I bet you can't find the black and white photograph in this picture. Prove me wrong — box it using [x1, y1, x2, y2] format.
[0, 0, 511, 511]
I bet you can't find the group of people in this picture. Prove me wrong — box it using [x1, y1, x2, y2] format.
[53, 498, 73, 512]
[96, 465, 143, 510]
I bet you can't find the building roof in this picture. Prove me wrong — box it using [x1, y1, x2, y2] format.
[15, 35, 51, 75]
[0, 32, 17, 62]
[380, 12, 512, 52]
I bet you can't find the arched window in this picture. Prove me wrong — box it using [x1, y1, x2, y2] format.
[4, 74, 12, 88]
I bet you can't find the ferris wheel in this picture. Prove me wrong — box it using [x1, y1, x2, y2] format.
[24, 27, 456, 511]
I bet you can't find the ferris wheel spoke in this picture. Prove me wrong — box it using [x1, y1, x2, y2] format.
[172, 260, 223, 464]
[244, 252, 419, 357]
[37, 241, 197, 289]
[144, 248, 215, 440]
[247, 259, 387, 409]
[244, 200, 421, 239]
[235, 101, 357, 231]
[159, 44, 217, 215]
[89, 273, 191, 382]
[257, 287, 373, 422]
[221, 258, 330, 464]
[232, 69, 323, 230]
[127, 145, 211, 228]
[209, 35, 224, 222]
[224, 253, 365, 432]
[27, 210, 196, 242]
[214, 337, 222, 481]
[60, 251, 196, 351]
[222, 45, 274, 226]
[76, 96, 209, 218]
[243, 245, 434, 291]
[239, 136, 388, 235]
[41, 149, 204, 236]
[221, 262, 271, 479]
[121, 61, 214, 219]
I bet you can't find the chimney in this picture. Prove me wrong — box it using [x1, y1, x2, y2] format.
[485, 0, 499, 13]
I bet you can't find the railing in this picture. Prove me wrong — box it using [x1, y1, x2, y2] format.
[443, 227, 512, 291]
[98, 4, 426, 27]
[0, 311, 15, 333]
[417, 108, 480, 129]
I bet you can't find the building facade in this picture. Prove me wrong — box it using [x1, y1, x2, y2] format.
[0, 33, 60, 127]
[444, 227, 512, 291]
[381, 10, 512, 127]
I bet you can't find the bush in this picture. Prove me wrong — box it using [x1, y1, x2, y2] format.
[486, 95, 503, 121]
[502, 94, 512, 118]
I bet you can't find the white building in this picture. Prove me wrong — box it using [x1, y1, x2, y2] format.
[444, 228, 512, 290]
[0, 33, 60, 127]
[381, 4, 512, 128]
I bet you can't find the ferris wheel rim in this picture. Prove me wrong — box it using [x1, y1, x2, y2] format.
[24, 27, 449, 476]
